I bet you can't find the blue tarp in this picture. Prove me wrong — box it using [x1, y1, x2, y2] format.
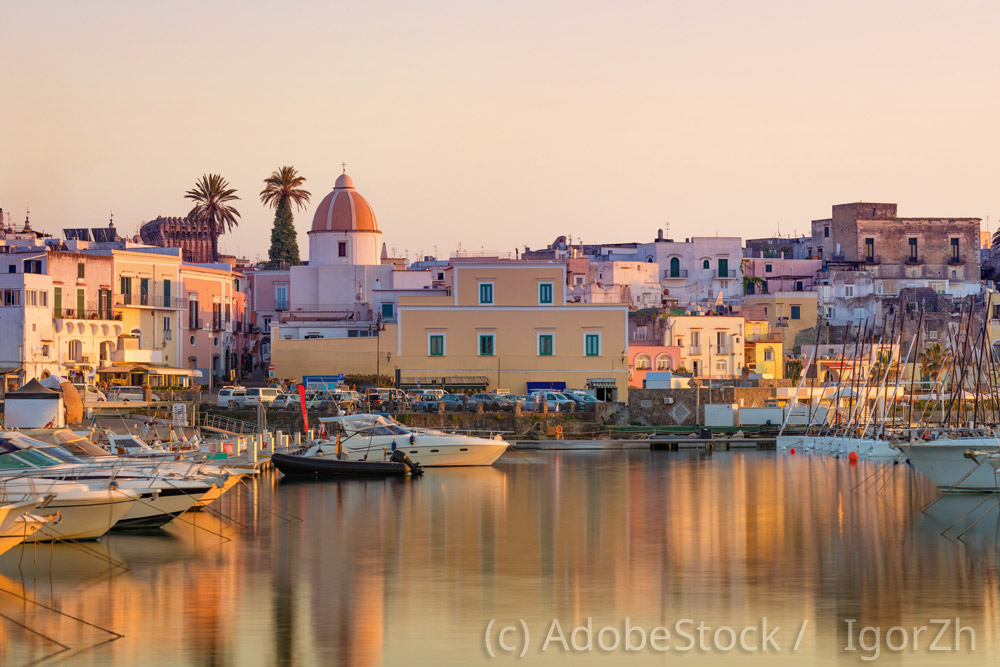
[526, 381, 566, 392]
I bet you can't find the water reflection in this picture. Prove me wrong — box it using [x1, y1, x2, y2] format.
[0, 452, 999, 664]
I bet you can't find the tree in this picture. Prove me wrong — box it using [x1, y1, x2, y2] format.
[185, 174, 241, 263]
[260, 166, 311, 267]
[921, 342, 949, 382]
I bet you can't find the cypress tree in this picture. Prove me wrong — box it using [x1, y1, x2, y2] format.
[267, 196, 300, 267]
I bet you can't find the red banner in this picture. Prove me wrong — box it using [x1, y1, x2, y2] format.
[297, 383, 309, 434]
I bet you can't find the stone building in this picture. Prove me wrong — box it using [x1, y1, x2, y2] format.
[139, 216, 216, 263]
[810, 202, 980, 282]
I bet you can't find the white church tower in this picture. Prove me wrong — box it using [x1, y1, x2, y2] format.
[308, 172, 381, 266]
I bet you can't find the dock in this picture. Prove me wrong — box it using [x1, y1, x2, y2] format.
[513, 437, 776, 451]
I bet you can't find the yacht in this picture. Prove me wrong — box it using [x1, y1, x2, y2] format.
[895, 435, 1000, 492]
[0, 500, 50, 556]
[317, 414, 509, 466]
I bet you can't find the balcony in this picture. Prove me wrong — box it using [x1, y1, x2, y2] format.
[275, 300, 289, 312]
[690, 346, 702, 355]
[905, 256, 921, 265]
[949, 256, 964, 265]
[716, 270, 737, 279]
[55, 308, 122, 321]
[116, 293, 184, 309]
[112, 349, 163, 364]
[863, 255, 880, 265]
[664, 270, 689, 279]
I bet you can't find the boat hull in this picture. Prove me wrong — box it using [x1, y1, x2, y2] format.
[273, 452, 412, 477]
[28, 490, 139, 541]
[343, 439, 509, 467]
[898, 441, 999, 492]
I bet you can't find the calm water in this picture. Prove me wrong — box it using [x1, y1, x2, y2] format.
[2, 450, 1000, 666]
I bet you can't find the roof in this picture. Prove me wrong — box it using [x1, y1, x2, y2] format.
[8, 378, 60, 399]
[310, 173, 379, 233]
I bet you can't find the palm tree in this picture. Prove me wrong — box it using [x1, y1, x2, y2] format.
[920, 342, 949, 385]
[260, 166, 310, 267]
[185, 174, 241, 263]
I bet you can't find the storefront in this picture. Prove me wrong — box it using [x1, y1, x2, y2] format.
[96, 364, 198, 389]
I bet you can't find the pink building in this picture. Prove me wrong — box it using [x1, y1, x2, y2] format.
[742, 258, 822, 295]
[181, 263, 248, 386]
[629, 344, 682, 388]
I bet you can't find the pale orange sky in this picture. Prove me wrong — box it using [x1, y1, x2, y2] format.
[3, 0, 999, 261]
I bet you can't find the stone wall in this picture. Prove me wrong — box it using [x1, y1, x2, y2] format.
[626, 387, 775, 426]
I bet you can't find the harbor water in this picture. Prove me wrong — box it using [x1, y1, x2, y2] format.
[2, 449, 999, 665]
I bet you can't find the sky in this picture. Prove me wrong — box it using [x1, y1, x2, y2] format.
[3, 0, 1000, 262]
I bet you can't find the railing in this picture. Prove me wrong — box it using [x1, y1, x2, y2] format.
[55, 309, 122, 321]
[905, 256, 921, 265]
[716, 270, 737, 279]
[664, 270, 689, 278]
[690, 346, 702, 355]
[949, 257, 964, 265]
[863, 255, 880, 264]
[199, 412, 261, 435]
[117, 294, 184, 308]
[275, 301, 289, 311]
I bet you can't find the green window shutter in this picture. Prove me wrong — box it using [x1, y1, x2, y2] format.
[670, 257, 680, 277]
[791, 306, 801, 320]
[718, 258, 729, 277]
[479, 334, 494, 356]
[77, 288, 85, 316]
[539, 283, 553, 304]
[429, 335, 444, 356]
[479, 283, 493, 304]
[539, 334, 553, 356]
[163, 279, 171, 307]
[53, 287, 61, 317]
[585, 334, 600, 356]
[381, 303, 394, 318]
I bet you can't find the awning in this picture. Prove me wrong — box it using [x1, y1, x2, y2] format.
[0, 367, 21, 376]
[587, 378, 618, 389]
[400, 376, 489, 389]
[527, 381, 566, 392]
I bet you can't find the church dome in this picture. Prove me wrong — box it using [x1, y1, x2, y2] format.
[310, 172, 378, 233]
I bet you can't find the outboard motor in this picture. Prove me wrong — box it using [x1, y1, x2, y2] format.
[390, 449, 424, 476]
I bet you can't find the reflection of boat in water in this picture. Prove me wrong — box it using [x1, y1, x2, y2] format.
[318, 414, 509, 467]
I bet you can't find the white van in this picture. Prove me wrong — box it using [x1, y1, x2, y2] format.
[217, 386, 246, 408]
[72, 383, 107, 403]
[108, 386, 161, 402]
[244, 387, 282, 406]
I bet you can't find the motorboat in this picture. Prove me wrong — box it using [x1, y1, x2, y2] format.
[895, 436, 1000, 492]
[317, 414, 509, 466]
[0, 499, 50, 556]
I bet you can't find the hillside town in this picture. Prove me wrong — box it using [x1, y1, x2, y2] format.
[1, 173, 996, 419]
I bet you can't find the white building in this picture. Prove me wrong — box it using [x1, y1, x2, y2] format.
[663, 314, 746, 378]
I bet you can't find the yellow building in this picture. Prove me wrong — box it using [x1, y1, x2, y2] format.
[663, 313, 745, 378]
[743, 319, 783, 379]
[111, 248, 184, 368]
[743, 291, 818, 351]
[271, 262, 630, 400]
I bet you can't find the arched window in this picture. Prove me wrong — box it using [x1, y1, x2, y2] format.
[764, 348, 773, 361]
[669, 257, 681, 278]
[702, 259, 710, 270]
[635, 354, 651, 370]
[656, 354, 672, 370]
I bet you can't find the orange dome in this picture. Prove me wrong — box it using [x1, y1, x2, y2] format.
[310, 173, 379, 233]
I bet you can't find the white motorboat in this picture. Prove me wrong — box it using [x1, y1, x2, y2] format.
[317, 414, 509, 466]
[0, 499, 49, 556]
[896, 438, 1000, 492]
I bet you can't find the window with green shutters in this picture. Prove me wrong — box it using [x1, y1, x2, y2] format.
[538, 282, 553, 304]
[479, 282, 493, 304]
[429, 334, 445, 356]
[140, 278, 149, 306]
[381, 303, 394, 319]
[163, 279, 171, 307]
[791, 306, 801, 320]
[585, 333, 601, 356]
[77, 262, 85, 279]
[76, 288, 85, 317]
[718, 258, 729, 278]
[53, 287, 62, 318]
[478, 333, 495, 356]
[538, 333, 554, 356]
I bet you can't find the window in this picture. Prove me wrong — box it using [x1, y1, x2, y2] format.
[765, 264, 772, 273]
[263, 316, 271, 330]
[656, 354, 671, 370]
[795, 281, 803, 291]
[26, 290, 37, 306]
[7, 265, 14, 274]
[716, 360, 727, 371]
[338, 241, 347, 257]
[718, 258, 729, 277]
[77, 262, 85, 279]
[635, 325, 647, 341]
[41, 344, 49, 357]
[163, 279, 171, 307]
[67, 340, 82, 362]
[702, 259, 710, 269]
[864, 238, 874, 262]
[478, 282, 494, 305]
[189, 297, 200, 329]
[163, 316, 172, 332]
[381, 303, 394, 319]
[691, 331, 700, 348]
[139, 278, 150, 306]
[538, 282, 554, 304]
[429, 333, 445, 356]
[716, 331, 727, 353]
[824, 226, 830, 238]
[951, 238, 960, 261]
[844, 285, 854, 297]
[908, 238, 918, 261]
[584, 333, 601, 357]
[537, 333, 554, 356]
[669, 257, 681, 277]
[764, 348, 774, 362]
[478, 333, 495, 356]
[573, 275, 584, 285]
[3, 289, 21, 307]
[275, 284, 288, 311]
[790, 305, 801, 320]
[53, 287, 62, 317]
[76, 288, 84, 316]
[635, 354, 651, 370]
[826, 306, 836, 318]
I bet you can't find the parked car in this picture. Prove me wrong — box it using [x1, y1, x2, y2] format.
[413, 392, 466, 412]
[512, 394, 542, 411]
[471, 393, 515, 411]
[217, 386, 246, 408]
[244, 387, 282, 406]
[272, 393, 297, 410]
[108, 386, 161, 402]
[530, 391, 575, 412]
[72, 383, 107, 403]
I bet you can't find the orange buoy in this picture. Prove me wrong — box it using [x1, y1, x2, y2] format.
[789, 448, 796, 455]
[848, 451, 859, 463]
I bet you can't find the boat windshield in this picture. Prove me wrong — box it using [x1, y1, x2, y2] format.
[356, 423, 410, 436]
[0, 448, 64, 469]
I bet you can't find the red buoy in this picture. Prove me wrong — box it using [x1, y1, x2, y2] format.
[848, 451, 859, 463]
[790, 448, 796, 455]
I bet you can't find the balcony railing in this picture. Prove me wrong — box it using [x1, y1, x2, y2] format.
[716, 270, 737, 279]
[55, 309, 122, 321]
[690, 346, 702, 355]
[117, 293, 184, 309]
[863, 255, 880, 264]
[905, 256, 921, 265]
[275, 301, 289, 312]
[664, 270, 689, 278]
[948, 256, 964, 265]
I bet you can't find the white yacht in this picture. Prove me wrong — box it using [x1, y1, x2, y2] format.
[316, 414, 509, 467]
[0, 500, 50, 556]
[895, 436, 1000, 492]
